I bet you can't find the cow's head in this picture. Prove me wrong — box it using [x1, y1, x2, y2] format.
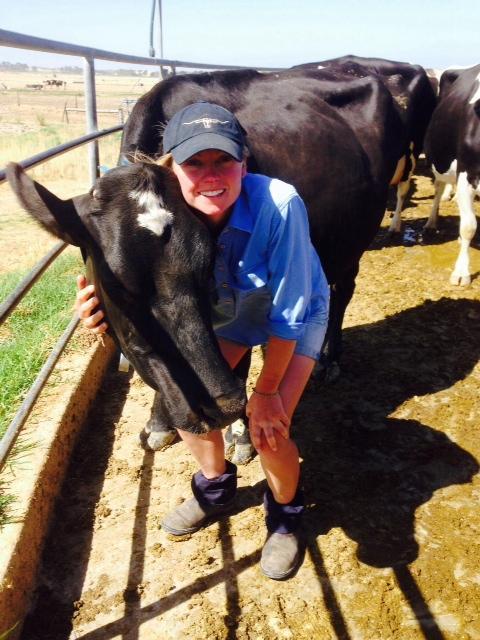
[6, 161, 246, 433]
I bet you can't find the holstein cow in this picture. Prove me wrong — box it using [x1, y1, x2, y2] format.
[6, 161, 247, 441]
[118, 68, 405, 450]
[424, 63, 480, 285]
[293, 55, 437, 233]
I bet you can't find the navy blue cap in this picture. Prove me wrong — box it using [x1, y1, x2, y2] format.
[162, 102, 246, 163]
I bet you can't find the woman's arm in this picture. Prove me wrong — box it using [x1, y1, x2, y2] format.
[246, 335, 295, 452]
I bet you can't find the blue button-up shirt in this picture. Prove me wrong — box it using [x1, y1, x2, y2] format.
[212, 173, 329, 347]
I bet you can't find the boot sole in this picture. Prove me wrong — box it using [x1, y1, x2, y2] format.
[161, 503, 234, 536]
[260, 555, 301, 580]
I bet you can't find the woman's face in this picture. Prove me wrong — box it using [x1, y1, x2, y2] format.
[172, 149, 246, 228]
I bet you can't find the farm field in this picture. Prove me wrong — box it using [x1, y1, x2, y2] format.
[0, 69, 162, 274]
[18, 170, 480, 639]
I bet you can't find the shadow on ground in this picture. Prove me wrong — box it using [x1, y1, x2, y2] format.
[20, 297, 480, 640]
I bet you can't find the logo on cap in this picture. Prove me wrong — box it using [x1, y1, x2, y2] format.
[183, 117, 230, 129]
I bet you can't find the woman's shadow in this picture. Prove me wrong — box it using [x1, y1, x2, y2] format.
[295, 296, 480, 568]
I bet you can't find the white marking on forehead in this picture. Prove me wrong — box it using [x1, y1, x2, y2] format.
[468, 71, 480, 104]
[129, 189, 173, 236]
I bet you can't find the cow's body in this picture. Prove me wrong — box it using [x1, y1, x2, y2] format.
[6, 162, 246, 438]
[294, 55, 437, 233]
[424, 64, 480, 285]
[120, 68, 405, 380]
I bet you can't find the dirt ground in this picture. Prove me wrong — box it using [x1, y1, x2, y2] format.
[19, 171, 480, 640]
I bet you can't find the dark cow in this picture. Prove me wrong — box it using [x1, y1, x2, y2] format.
[294, 55, 437, 233]
[424, 63, 480, 285]
[120, 68, 405, 378]
[6, 161, 247, 438]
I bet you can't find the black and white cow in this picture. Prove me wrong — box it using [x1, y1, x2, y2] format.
[6, 161, 247, 437]
[424, 63, 480, 285]
[293, 55, 438, 233]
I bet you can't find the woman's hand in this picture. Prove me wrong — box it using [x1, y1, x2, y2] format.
[246, 391, 290, 452]
[75, 275, 108, 334]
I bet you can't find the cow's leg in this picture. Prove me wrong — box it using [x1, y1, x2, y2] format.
[388, 151, 416, 235]
[424, 179, 447, 230]
[441, 182, 455, 202]
[224, 417, 254, 464]
[141, 392, 178, 450]
[116, 352, 177, 451]
[388, 179, 410, 234]
[425, 161, 458, 231]
[450, 172, 477, 286]
[317, 264, 358, 382]
[224, 350, 254, 464]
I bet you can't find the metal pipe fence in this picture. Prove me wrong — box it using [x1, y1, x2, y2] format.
[0, 126, 123, 470]
[0, 29, 282, 470]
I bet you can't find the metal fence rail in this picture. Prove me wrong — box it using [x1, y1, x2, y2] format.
[0, 30, 280, 470]
[0, 28, 282, 72]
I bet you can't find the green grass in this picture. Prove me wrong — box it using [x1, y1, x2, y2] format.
[0, 249, 83, 527]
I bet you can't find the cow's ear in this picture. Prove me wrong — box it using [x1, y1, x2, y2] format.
[5, 162, 84, 247]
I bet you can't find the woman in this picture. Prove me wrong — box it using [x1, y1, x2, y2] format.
[76, 102, 330, 580]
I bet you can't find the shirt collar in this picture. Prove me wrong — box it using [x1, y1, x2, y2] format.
[226, 177, 254, 233]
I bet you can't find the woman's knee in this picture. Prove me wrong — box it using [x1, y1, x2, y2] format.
[257, 435, 297, 463]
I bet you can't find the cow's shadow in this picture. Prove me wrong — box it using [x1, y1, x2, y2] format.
[293, 296, 480, 568]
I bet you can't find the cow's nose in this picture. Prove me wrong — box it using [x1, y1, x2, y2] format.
[200, 386, 246, 428]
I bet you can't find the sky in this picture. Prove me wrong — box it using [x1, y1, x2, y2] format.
[1, 0, 479, 72]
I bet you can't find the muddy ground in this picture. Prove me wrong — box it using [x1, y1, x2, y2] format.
[20, 170, 480, 640]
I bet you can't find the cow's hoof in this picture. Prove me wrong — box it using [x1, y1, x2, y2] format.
[450, 273, 471, 286]
[385, 228, 402, 243]
[139, 429, 178, 451]
[421, 226, 439, 238]
[224, 422, 254, 465]
[325, 361, 341, 383]
[386, 225, 402, 236]
[224, 424, 235, 457]
[313, 360, 341, 383]
[231, 442, 255, 465]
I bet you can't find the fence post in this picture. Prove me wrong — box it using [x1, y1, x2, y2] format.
[84, 56, 99, 185]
